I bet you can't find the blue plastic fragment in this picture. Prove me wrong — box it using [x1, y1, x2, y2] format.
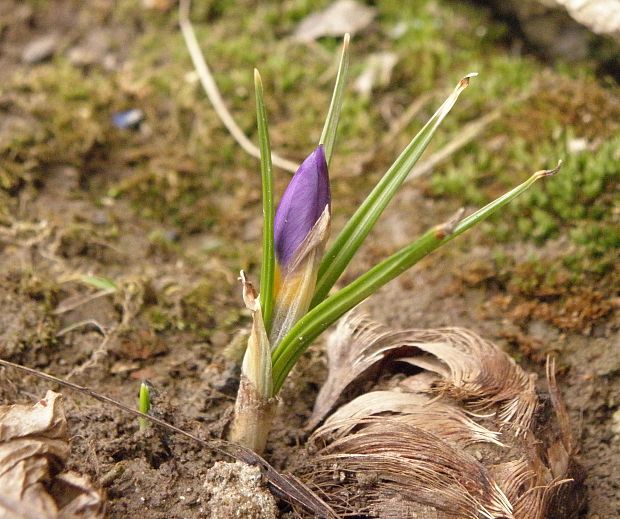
[112, 109, 144, 129]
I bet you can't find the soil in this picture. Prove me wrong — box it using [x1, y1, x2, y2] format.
[0, 1, 618, 518]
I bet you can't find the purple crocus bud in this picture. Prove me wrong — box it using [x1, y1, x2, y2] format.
[274, 145, 330, 269]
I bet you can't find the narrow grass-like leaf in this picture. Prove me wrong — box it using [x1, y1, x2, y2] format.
[272, 162, 561, 392]
[80, 275, 117, 292]
[255, 69, 276, 328]
[138, 381, 150, 431]
[319, 34, 351, 166]
[312, 73, 477, 306]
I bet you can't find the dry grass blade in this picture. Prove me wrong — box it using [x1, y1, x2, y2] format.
[406, 108, 502, 180]
[178, 0, 298, 173]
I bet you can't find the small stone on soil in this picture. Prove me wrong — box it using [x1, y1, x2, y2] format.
[22, 34, 59, 63]
[203, 461, 277, 519]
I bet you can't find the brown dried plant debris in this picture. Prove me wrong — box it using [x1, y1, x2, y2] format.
[314, 391, 503, 447]
[298, 312, 585, 519]
[311, 311, 538, 434]
[306, 418, 513, 519]
[0, 390, 105, 519]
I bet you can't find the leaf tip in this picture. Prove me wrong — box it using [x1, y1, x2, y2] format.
[534, 159, 563, 180]
[239, 270, 259, 311]
[459, 72, 478, 89]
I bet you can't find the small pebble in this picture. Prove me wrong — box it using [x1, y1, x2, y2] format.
[91, 210, 110, 226]
[164, 229, 180, 242]
[22, 34, 59, 64]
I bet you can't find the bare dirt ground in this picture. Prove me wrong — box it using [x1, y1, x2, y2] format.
[0, 1, 618, 518]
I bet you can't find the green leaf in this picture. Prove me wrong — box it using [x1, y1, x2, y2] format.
[80, 275, 117, 292]
[272, 162, 561, 392]
[312, 73, 477, 307]
[138, 381, 151, 431]
[255, 69, 276, 329]
[319, 34, 351, 166]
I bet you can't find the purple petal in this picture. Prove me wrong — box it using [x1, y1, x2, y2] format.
[274, 145, 330, 267]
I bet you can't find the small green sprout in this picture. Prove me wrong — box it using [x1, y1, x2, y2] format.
[229, 35, 560, 453]
[138, 381, 151, 431]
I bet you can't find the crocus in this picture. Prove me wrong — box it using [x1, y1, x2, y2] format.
[269, 145, 331, 346]
[231, 146, 331, 453]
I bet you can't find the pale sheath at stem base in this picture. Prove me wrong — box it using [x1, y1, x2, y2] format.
[229, 272, 275, 454]
[229, 375, 276, 454]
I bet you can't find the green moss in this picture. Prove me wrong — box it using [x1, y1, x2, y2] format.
[4, 0, 619, 324]
[508, 133, 620, 274]
[143, 277, 244, 339]
[1, 60, 117, 190]
[431, 83, 619, 281]
[18, 270, 61, 312]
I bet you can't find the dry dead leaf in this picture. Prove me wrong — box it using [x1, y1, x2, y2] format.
[293, 0, 376, 42]
[0, 391, 105, 519]
[353, 52, 398, 98]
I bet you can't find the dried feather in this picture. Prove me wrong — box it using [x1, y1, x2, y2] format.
[398, 328, 538, 434]
[313, 390, 503, 447]
[302, 418, 513, 519]
[299, 314, 586, 519]
[310, 313, 461, 428]
[308, 312, 392, 428]
[314, 312, 537, 433]
[489, 459, 535, 504]
[508, 358, 586, 519]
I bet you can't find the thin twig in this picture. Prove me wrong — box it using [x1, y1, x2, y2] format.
[53, 290, 115, 315]
[0, 358, 338, 518]
[178, 0, 298, 173]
